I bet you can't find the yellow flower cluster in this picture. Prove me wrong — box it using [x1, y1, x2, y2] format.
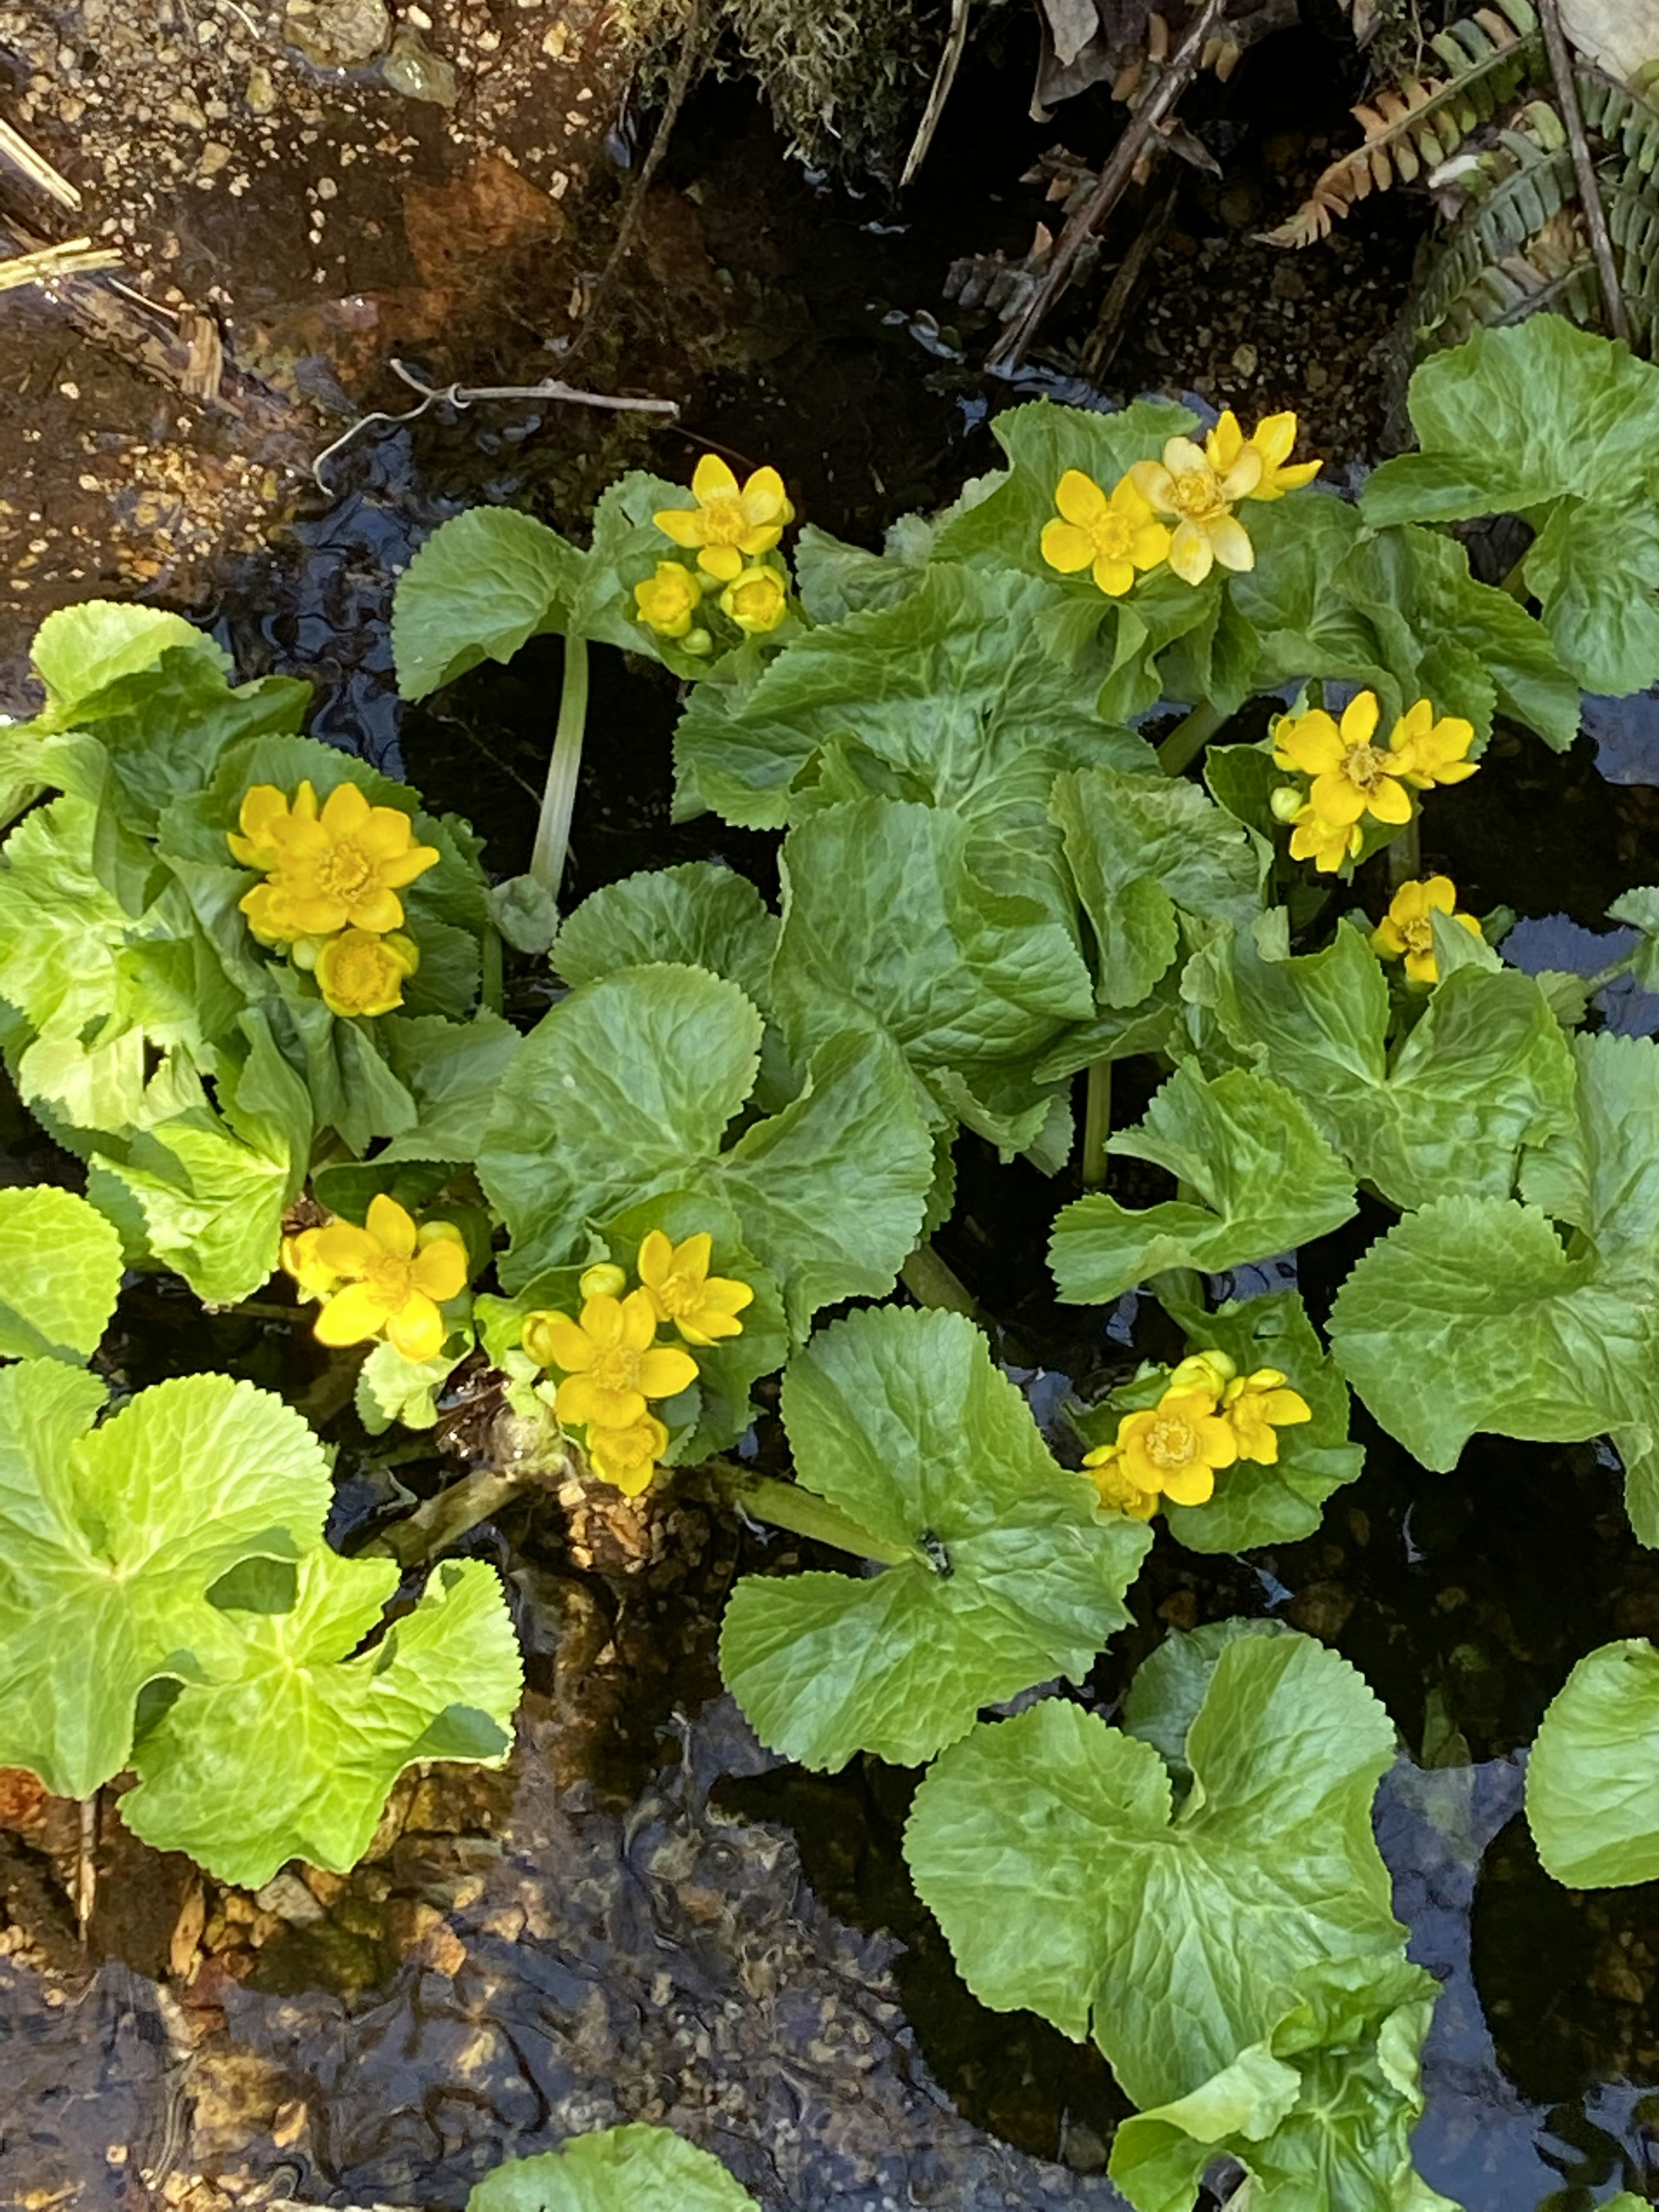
[521, 1230, 754, 1497]
[1372, 875, 1483, 985]
[639, 456, 795, 653]
[1082, 1348, 1311, 1520]
[1270, 691, 1478, 873]
[1041, 410, 1320, 597]
[228, 779, 439, 1018]
[282, 1194, 470, 1361]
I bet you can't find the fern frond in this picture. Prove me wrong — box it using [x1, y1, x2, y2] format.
[1262, 0, 1541, 248]
[1415, 132, 1578, 341]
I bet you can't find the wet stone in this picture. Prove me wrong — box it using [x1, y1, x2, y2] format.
[283, 0, 391, 70]
[380, 24, 460, 106]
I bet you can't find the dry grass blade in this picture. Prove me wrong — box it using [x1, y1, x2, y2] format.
[0, 116, 81, 209]
[1262, 0, 1541, 248]
[0, 235, 121, 294]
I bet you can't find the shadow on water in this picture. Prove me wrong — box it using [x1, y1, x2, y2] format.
[5, 13, 1659, 2210]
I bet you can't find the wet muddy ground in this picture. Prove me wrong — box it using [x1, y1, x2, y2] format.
[5, 2, 1659, 2206]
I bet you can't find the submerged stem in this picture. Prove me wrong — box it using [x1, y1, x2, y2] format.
[721, 1468, 911, 1567]
[528, 634, 591, 906]
[1081, 1059, 1112, 1189]
[1387, 815, 1422, 890]
[900, 1241, 986, 1322]
[1157, 699, 1227, 777]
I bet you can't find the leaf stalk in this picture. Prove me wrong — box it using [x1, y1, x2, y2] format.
[529, 634, 590, 908]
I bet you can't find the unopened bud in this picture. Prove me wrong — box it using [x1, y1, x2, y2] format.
[579, 1262, 628, 1300]
[1269, 784, 1305, 823]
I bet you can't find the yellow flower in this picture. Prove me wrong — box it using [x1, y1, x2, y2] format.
[653, 454, 793, 583]
[524, 1289, 699, 1429]
[1206, 409, 1322, 502]
[1389, 699, 1479, 791]
[1115, 1386, 1238, 1507]
[1169, 1348, 1237, 1399]
[281, 1226, 339, 1302]
[314, 927, 419, 1018]
[585, 1414, 670, 1499]
[1128, 435, 1261, 585]
[634, 560, 703, 639]
[1371, 876, 1483, 986]
[1082, 1444, 1160, 1520]
[719, 565, 789, 635]
[1040, 469, 1172, 596]
[1272, 691, 1414, 829]
[1287, 801, 1365, 874]
[637, 1230, 754, 1347]
[233, 779, 440, 942]
[1221, 1367, 1313, 1464]
[302, 1194, 470, 1361]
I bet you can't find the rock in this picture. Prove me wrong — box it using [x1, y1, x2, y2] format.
[283, 0, 391, 70]
[380, 25, 458, 107]
[251, 1870, 325, 1926]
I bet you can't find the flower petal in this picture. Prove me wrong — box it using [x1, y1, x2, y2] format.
[620, 1287, 659, 1351]
[1309, 771, 1368, 826]
[1163, 437, 1208, 476]
[366, 1194, 419, 1259]
[1206, 514, 1255, 573]
[1040, 519, 1096, 574]
[412, 1239, 468, 1301]
[534, 1313, 594, 1371]
[655, 507, 703, 547]
[637, 1345, 699, 1397]
[312, 1222, 380, 1275]
[1160, 1463, 1216, 1506]
[1422, 876, 1458, 914]
[1055, 469, 1106, 526]
[387, 1295, 445, 1361]
[557, 1374, 645, 1429]
[692, 453, 739, 501]
[1128, 460, 1174, 512]
[1207, 410, 1244, 469]
[1251, 411, 1298, 468]
[1216, 447, 1264, 502]
[1093, 554, 1135, 597]
[1109, 474, 1155, 525]
[1167, 519, 1213, 585]
[1340, 690, 1381, 747]
[1367, 775, 1415, 826]
[346, 884, 406, 934]
[313, 1281, 391, 1346]
[321, 781, 371, 837]
[698, 544, 744, 582]
[1130, 521, 1172, 569]
[637, 1229, 673, 1289]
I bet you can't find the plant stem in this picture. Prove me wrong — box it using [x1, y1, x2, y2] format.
[368, 1464, 553, 1569]
[1081, 1058, 1112, 1189]
[721, 1468, 911, 1567]
[900, 1241, 986, 1321]
[1157, 700, 1227, 777]
[1386, 815, 1422, 890]
[528, 634, 590, 906]
[481, 921, 504, 1014]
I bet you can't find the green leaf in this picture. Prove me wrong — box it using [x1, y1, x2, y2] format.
[1519, 1031, 1659, 1287]
[1526, 1640, 1659, 1888]
[1362, 317, 1659, 694]
[1071, 1292, 1365, 1551]
[772, 795, 1095, 1074]
[1326, 1195, 1653, 1471]
[672, 562, 1150, 839]
[1120, 1618, 1292, 1784]
[479, 964, 933, 1331]
[0, 1187, 124, 1364]
[392, 509, 583, 700]
[554, 862, 779, 1007]
[1199, 922, 1577, 1212]
[467, 2125, 759, 2212]
[1608, 884, 1659, 992]
[378, 1011, 522, 1166]
[0, 1363, 331, 1799]
[1049, 1065, 1357, 1305]
[793, 520, 930, 623]
[903, 1630, 1402, 2107]
[719, 1307, 1150, 1770]
[122, 1552, 521, 1886]
[1109, 1957, 1454, 2212]
[30, 601, 222, 727]
[1051, 766, 1263, 1010]
[356, 1338, 467, 1434]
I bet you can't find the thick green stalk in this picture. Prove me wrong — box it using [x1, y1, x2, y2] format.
[529, 634, 591, 903]
[723, 1470, 911, 1567]
[1081, 1058, 1112, 1189]
[1157, 699, 1227, 776]
[1387, 814, 1422, 889]
[900, 1241, 986, 1321]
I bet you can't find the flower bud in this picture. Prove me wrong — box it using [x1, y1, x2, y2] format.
[579, 1261, 628, 1301]
[1269, 783, 1305, 823]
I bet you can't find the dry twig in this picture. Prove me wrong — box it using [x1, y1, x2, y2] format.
[1536, 0, 1629, 341]
[0, 115, 81, 208]
[901, 0, 974, 187]
[987, 0, 1225, 371]
[0, 234, 120, 293]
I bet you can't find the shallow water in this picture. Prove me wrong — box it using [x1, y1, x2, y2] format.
[4, 10, 1659, 2207]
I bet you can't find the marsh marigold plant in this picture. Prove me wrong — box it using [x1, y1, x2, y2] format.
[1372, 876, 1483, 985]
[230, 779, 440, 944]
[283, 1195, 469, 1361]
[653, 455, 794, 583]
[1040, 469, 1171, 597]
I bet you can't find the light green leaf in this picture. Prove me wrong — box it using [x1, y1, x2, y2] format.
[378, 1011, 522, 1166]
[0, 1363, 331, 1799]
[1121, 1618, 1292, 1784]
[719, 1307, 1150, 1770]
[31, 601, 222, 727]
[1526, 1640, 1659, 1889]
[1109, 1957, 1454, 2212]
[903, 1630, 1402, 2107]
[356, 1338, 467, 1434]
[392, 509, 582, 700]
[1200, 922, 1577, 1211]
[1361, 316, 1659, 694]
[1608, 884, 1659, 992]
[1072, 1292, 1364, 1551]
[1326, 1195, 1653, 1471]
[0, 1187, 124, 1363]
[1519, 1032, 1659, 1286]
[792, 520, 930, 623]
[479, 964, 933, 1330]
[123, 1552, 521, 1886]
[467, 2125, 759, 2212]
[1050, 1065, 1357, 1305]
[1052, 765, 1263, 1009]
[772, 795, 1095, 1073]
[554, 862, 779, 1005]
